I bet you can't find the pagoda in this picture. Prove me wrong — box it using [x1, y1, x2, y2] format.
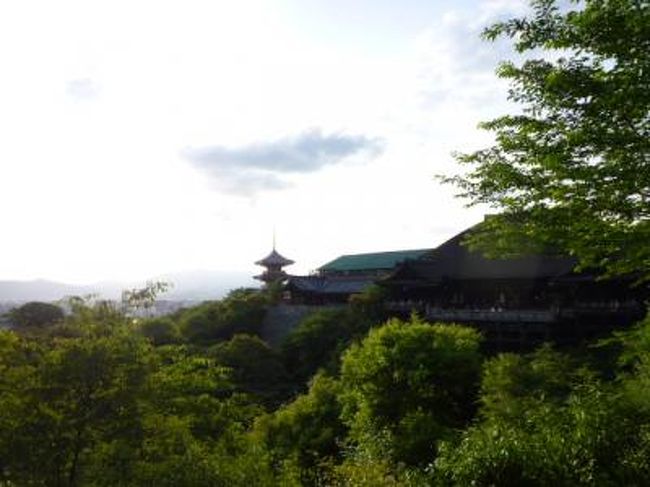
[254, 245, 295, 286]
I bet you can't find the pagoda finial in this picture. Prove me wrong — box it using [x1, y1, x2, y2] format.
[273, 226, 276, 251]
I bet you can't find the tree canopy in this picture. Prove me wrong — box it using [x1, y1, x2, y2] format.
[2, 288, 650, 484]
[339, 317, 482, 466]
[8, 301, 64, 328]
[445, 0, 650, 279]
[178, 288, 267, 344]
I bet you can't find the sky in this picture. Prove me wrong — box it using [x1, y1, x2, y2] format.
[0, 0, 529, 285]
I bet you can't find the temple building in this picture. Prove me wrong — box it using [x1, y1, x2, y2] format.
[254, 247, 294, 286]
[271, 221, 648, 351]
[380, 225, 647, 351]
[285, 248, 433, 304]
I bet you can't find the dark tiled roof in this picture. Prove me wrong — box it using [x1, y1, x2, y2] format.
[255, 249, 295, 267]
[286, 276, 374, 294]
[319, 249, 433, 273]
[385, 228, 577, 283]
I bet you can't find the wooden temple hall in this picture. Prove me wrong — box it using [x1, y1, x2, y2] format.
[254, 223, 648, 351]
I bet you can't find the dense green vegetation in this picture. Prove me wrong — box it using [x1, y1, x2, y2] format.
[176, 288, 268, 344]
[8, 301, 65, 329]
[1, 286, 650, 485]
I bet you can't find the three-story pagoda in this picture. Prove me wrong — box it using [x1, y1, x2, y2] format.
[254, 247, 294, 285]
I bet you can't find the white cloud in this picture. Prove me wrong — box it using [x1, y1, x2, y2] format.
[183, 129, 384, 195]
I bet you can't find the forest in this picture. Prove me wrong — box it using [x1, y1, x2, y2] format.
[1, 285, 650, 486]
[1, 0, 648, 485]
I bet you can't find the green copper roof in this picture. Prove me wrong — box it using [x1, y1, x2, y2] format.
[319, 249, 433, 273]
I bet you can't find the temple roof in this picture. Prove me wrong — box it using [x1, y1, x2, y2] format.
[254, 270, 289, 281]
[319, 248, 433, 273]
[383, 228, 578, 284]
[255, 249, 295, 267]
[286, 275, 374, 294]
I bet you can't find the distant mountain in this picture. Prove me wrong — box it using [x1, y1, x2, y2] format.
[152, 270, 258, 301]
[0, 280, 104, 302]
[0, 270, 257, 303]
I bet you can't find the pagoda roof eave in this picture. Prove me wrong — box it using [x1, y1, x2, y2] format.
[255, 249, 295, 267]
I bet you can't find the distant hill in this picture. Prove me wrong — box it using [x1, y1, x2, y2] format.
[0, 280, 103, 302]
[0, 270, 257, 303]
[152, 270, 258, 301]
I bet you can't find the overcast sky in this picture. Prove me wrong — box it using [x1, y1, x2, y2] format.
[0, 0, 528, 284]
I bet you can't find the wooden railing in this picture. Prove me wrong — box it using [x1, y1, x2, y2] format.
[385, 303, 557, 323]
[386, 301, 643, 323]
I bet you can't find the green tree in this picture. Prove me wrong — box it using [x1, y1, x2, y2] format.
[281, 305, 379, 384]
[0, 293, 299, 486]
[281, 309, 355, 383]
[137, 316, 183, 345]
[0, 326, 152, 486]
[339, 317, 482, 466]
[121, 281, 171, 315]
[253, 373, 346, 479]
[432, 329, 650, 486]
[348, 284, 388, 323]
[145, 345, 259, 440]
[434, 371, 650, 485]
[444, 0, 650, 278]
[59, 295, 128, 332]
[8, 301, 64, 328]
[479, 344, 580, 422]
[211, 334, 292, 406]
[179, 289, 267, 344]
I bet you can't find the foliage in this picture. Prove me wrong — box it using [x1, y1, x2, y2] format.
[146, 345, 259, 439]
[331, 451, 426, 487]
[433, 350, 650, 485]
[339, 316, 483, 466]
[281, 305, 379, 383]
[178, 288, 268, 344]
[264, 279, 285, 304]
[0, 324, 152, 486]
[111, 413, 225, 486]
[8, 301, 65, 328]
[210, 334, 292, 406]
[2, 279, 650, 484]
[253, 373, 346, 477]
[478, 344, 582, 421]
[281, 309, 354, 382]
[121, 280, 171, 314]
[59, 295, 130, 333]
[348, 284, 388, 322]
[0, 295, 277, 486]
[443, 0, 650, 279]
[136, 316, 183, 345]
[92, 413, 292, 487]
